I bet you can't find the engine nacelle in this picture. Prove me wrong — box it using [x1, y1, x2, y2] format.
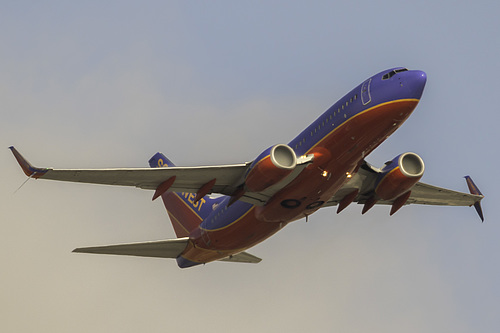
[245, 144, 297, 192]
[375, 152, 425, 200]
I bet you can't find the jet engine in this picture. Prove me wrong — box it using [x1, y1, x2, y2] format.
[245, 144, 297, 192]
[375, 152, 425, 200]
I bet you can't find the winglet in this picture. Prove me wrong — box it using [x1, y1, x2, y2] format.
[9, 146, 49, 178]
[464, 176, 484, 222]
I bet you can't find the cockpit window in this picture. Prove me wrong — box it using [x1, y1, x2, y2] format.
[382, 68, 408, 80]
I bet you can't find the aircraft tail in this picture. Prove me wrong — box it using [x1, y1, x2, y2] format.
[149, 153, 223, 237]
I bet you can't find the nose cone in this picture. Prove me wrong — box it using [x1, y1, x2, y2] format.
[408, 70, 427, 100]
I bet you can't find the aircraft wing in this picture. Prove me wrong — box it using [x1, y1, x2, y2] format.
[327, 179, 483, 207]
[10, 146, 314, 205]
[324, 161, 484, 219]
[10, 146, 249, 197]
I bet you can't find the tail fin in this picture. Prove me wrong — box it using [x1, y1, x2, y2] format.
[149, 152, 176, 168]
[149, 153, 224, 237]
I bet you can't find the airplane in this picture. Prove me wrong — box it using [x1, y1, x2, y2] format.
[10, 67, 484, 268]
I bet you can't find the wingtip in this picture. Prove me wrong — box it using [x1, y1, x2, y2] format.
[464, 175, 483, 196]
[473, 201, 484, 222]
[464, 176, 484, 222]
[9, 146, 49, 178]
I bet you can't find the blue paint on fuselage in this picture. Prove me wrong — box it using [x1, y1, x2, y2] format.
[289, 68, 426, 156]
[200, 198, 253, 231]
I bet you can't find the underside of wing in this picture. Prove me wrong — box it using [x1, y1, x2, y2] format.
[402, 182, 482, 206]
[328, 181, 483, 207]
[72, 237, 190, 258]
[324, 160, 484, 219]
[40, 165, 248, 194]
[10, 146, 249, 197]
[10, 146, 314, 206]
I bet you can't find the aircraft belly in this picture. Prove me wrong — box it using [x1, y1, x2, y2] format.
[180, 210, 287, 264]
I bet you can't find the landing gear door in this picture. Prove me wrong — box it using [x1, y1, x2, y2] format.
[361, 78, 372, 105]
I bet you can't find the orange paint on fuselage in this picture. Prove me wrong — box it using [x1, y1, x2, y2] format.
[180, 99, 419, 264]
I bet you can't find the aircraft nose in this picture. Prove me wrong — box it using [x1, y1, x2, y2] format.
[408, 70, 427, 100]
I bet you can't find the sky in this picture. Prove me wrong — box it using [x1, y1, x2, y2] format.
[1, 1, 499, 332]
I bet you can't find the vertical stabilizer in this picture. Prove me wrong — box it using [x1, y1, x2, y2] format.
[149, 153, 223, 237]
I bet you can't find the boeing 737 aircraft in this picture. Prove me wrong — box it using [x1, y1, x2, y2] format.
[11, 67, 484, 268]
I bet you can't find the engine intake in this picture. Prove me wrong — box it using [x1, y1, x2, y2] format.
[375, 152, 425, 200]
[245, 144, 297, 192]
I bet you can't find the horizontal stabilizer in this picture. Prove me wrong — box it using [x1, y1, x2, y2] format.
[73, 237, 189, 258]
[219, 251, 262, 263]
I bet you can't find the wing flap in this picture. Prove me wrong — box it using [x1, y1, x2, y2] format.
[73, 237, 190, 258]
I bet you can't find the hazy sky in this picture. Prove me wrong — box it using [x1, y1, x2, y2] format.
[2, 1, 499, 332]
